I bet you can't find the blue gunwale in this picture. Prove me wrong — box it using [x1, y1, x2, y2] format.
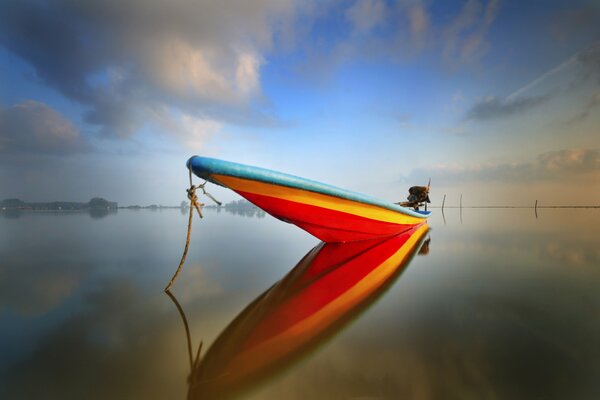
[187, 156, 430, 219]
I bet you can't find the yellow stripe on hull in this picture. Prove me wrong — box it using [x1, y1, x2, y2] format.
[212, 174, 424, 225]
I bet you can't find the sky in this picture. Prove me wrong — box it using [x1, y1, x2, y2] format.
[0, 0, 599, 206]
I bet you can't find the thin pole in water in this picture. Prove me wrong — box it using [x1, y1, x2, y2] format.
[460, 194, 463, 224]
[535, 199, 538, 219]
[441, 194, 446, 225]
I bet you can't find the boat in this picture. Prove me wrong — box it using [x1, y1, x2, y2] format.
[187, 222, 430, 399]
[187, 156, 430, 243]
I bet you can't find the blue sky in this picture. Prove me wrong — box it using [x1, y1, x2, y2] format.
[1, 0, 599, 206]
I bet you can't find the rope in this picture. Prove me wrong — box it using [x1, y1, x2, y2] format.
[164, 166, 220, 291]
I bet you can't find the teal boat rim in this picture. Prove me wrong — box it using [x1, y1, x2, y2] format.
[187, 156, 430, 218]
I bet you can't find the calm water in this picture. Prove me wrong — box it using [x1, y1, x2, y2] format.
[1, 207, 599, 399]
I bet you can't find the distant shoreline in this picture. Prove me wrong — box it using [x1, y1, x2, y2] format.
[3, 205, 598, 212]
[0, 197, 117, 211]
[2, 197, 598, 212]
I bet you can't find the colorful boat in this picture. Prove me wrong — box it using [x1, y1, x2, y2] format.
[187, 156, 430, 243]
[187, 222, 430, 399]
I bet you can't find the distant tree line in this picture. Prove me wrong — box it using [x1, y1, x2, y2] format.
[0, 197, 118, 210]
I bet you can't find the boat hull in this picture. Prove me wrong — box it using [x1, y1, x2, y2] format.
[188, 156, 430, 242]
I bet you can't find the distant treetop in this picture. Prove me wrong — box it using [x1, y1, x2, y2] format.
[88, 198, 117, 209]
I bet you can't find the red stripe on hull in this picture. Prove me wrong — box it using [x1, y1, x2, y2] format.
[237, 190, 416, 242]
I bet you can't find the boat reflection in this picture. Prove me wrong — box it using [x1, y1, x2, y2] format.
[182, 222, 429, 399]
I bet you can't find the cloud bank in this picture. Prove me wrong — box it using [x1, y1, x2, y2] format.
[0, 0, 298, 139]
[0, 101, 88, 155]
[0, 0, 507, 143]
[406, 148, 600, 183]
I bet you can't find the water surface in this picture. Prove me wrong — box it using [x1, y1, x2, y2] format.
[1, 207, 598, 399]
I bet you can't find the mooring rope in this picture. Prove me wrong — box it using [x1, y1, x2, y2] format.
[164, 166, 221, 292]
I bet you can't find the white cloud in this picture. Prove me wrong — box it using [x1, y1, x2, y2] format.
[148, 37, 231, 102]
[235, 51, 263, 96]
[144, 38, 263, 105]
[177, 114, 223, 149]
[149, 106, 223, 150]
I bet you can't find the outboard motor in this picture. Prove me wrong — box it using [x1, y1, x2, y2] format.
[398, 179, 431, 211]
[407, 186, 431, 205]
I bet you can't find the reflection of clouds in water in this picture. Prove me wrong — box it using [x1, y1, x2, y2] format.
[2, 209, 598, 399]
[543, 242, 599, 267]
[247, 215, 600, 399]
[2, 280, 188, 399]
[256, 288, 598, 400]
[434, 230, 599, 270]
[464, 295, 591, 360]
[0, 260, 87, 316]
[174, 262, 223, 302]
